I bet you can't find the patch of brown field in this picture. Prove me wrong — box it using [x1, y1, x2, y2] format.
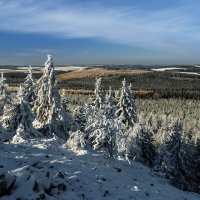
[56, 68, 148, 80]
[132, 91, 154, 95]
[60, 89, 153, 96]
[60, 89, 94, 95]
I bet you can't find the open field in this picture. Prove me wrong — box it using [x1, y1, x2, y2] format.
[56, 68, 149, 80]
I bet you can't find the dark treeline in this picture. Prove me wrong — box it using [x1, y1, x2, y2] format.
[3, 70, 200, 99]
[59, 71, 200, 91]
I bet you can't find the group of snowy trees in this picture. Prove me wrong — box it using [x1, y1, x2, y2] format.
[0, 55, 70, 142]
[69, 77, 138, 158]
[68, 75, 200, 192]
[0, 55, 199, 193]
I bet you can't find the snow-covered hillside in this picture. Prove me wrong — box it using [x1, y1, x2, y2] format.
[0, 139, 199, 200]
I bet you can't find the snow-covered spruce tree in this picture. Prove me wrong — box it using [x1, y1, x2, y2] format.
[183, 139, 197, 191]
[139, 126, 157, 167]
[61, 89, 70, 114]
[91, 77, 105, 110]
[129, 124, 157, 167]
[1, 104, 12, 130]
[105, 86, 116, 119]
[151, 133, 174, 181]
[0, 73, 11, 114]
[72, 104, 88, 132]
[7, 86, 42, 138]
[165, 123, 194, 191]
[32, 55, 70, 139]
[81, 78, 106, 145]
[192, 138, 200, 192]
[24, 65, 37, 107]
[116, 78, 137, 129]
[128, 123, 144, 163]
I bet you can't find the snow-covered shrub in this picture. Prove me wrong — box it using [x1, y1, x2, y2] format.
[85, 107, 126, 157]
[12, 124, 29, 143]
[0, 122, 8, 142]
[66, 130, 86, 151]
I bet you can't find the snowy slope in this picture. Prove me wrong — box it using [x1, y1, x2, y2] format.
[0, 139, 199, 200]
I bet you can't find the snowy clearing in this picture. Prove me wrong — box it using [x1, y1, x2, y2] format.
[151, 67, 186, 71]
[55, 66, 89, 72]
[0, 66, 89, 74]
[0, 138, 199, 200]
[178, 72, 200, 76]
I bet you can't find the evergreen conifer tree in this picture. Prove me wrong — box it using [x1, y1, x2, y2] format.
[61, 89, 70, 114]
[24, 66, 37, 107]
[0, 73, 11, 114]
[32, 55, 70, 139]
[1, 104, 11, 129]
[7, 86, 42, 138]
[164, 123, 193, 191]
[116, 79, 137, 128]
[139, 126, 157, 167]
[193, 138, 200, 192]
[105, 86, 116, 119]
[73, 104, 87, 132]
[128, 123, 144, 163]
[151, 133, 173, 181]
[91, 78, 105, 110]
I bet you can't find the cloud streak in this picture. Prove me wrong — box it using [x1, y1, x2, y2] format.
[0, 0, 200, 52]
[35, 49, 57, 53]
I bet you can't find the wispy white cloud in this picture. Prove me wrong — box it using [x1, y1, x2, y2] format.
[35, 49, 57, 53]
[0, 0, 200, 52]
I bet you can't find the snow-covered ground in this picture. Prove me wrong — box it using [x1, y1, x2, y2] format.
[0, 139, 199, 200]
[151, 67, 186, 71]
[178, 72, 200, 76]
[0, 66, 89, 73]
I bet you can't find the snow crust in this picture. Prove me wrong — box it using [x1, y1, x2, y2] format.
[0, 138, 199, 200]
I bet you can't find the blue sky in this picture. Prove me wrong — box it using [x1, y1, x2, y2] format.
[0, 0, 200, 65]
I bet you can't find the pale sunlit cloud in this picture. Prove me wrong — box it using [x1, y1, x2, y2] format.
[0, 0, 200, 52]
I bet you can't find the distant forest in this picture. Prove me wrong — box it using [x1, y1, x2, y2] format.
[3, 66, 200, 100]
